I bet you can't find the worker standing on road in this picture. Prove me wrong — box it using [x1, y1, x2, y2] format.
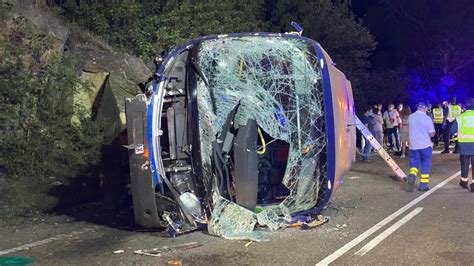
[442, 97, 462, 154]
[383, 104, 401, 152]
[372, 106, 384, 146]
[362, 106, 374, 163]
[451, 98, 474, 190]
[398, 104, 411, 158]
[432, 102, 444, 146]
[377, 104, 387, 147]
[403, 101, 436, 192]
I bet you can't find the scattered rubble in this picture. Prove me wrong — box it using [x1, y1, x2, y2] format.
[347, 176, 361, 180]
[134, 242, 203, 257]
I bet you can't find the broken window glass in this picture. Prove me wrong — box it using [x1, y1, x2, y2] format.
[195, 36, 327, 240]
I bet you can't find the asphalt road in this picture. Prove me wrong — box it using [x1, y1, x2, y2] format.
[0, 149, 472, 265]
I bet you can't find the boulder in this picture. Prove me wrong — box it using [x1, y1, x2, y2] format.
[95, 73, 138, 140]
[72, 63, 110, 126]
[68, 39, 150, 140]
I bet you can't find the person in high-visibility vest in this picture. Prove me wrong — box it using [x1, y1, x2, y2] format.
[403, 101, 436, 192]
[442, 97, 462, 154]
[432, 102, 444, 146]
[451, 98, 474, 190]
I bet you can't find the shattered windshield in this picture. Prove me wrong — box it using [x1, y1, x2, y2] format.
[195, 36, 328, 240]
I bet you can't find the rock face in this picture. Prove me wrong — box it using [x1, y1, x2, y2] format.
[70, 43, 150, 140]
[13, 1, 151, 142]
[72, 63, 110, 126]
[9, 2, 152, 210]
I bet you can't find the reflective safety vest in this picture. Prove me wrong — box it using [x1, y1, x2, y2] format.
[432, 108, 443, 124]
[448, 104, 462, 122]
[457, 110, 474, 143]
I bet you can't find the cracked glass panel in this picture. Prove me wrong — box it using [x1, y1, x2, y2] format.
[208, 196, 271, 242]
[196, 36, 327, 239]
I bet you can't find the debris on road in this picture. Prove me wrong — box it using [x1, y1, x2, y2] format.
[245, 241, 254, 247]
[300, 215, 330, 230]
[288, 221, 304, 228]
[134, 242, 203, 257]
[335, 223, 347, 229]
[113, 250, 125, 254]
[288, 215, 329, 230]
[346, 176, 361, 180]
[163, 212, 198, 237]
[167, 258, 183, 265]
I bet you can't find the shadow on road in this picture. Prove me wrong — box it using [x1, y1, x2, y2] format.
[47, 132, 164, 233]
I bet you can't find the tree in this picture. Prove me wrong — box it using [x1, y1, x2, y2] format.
[380, 0, 474, 101]
[129, 0, 266, 58]
[56, 0, 142, 48]
[55, 0, 266, 58]
[268, 0, 377, 107]
[55, 0, 378, 105]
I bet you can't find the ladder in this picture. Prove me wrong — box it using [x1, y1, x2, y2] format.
[354, 116, 407, 180]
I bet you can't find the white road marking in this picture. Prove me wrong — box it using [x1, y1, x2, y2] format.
[0, 228, 95, 256]
[316, 170, 461, 265]
[354, 207, 423, 256]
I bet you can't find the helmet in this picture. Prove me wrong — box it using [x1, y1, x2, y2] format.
[466, 98, 474, 110]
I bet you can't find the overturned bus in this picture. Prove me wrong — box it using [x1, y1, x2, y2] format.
[125, 32, 355, 241]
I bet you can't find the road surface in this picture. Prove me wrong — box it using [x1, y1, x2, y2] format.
[0, 149, 472, 265]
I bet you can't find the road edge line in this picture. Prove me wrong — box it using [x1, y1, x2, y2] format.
[354, 207, 423, 256]
[0, 228, 95, 256]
